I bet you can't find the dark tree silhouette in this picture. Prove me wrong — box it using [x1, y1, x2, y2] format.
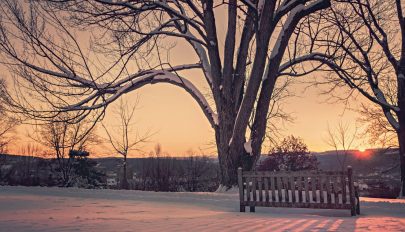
[257, 135, 318, 171]
[102, 98, 151, 190]
[0, 80, 17, 153]
[31, 114, 99, 186]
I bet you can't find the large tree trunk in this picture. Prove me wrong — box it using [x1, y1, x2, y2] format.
[216, 137, 254, 188]
[216, 106, 256, 188]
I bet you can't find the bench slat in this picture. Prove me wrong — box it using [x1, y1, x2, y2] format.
[290, 175, 295, 203]
[326, 176, 331, 204]
[264, 177, 269, 202]
[311, 176, 316, 203]
[333, 176, 339, 205]
[271, 176, 276, 202]
[319, 176, 324, 203]
[246, 177, 251, 203]
[252, 177, 257, 202]
[278, 176, 283, 202]
[342, 175, 347, 204]
[304, 176, 310, 203]
[258, 177, 263, 202]
[297, 176, 303, 203]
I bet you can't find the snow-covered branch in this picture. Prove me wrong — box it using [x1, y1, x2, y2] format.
[67, 69, 218, 128]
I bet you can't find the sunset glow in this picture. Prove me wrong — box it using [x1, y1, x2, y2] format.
[0, 1, 404, 231]
[355, 148, 373, 160]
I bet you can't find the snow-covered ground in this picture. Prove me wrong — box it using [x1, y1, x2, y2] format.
[0, 186, 404, 231]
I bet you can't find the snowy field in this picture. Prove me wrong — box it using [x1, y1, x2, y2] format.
[0, 186, 404, 231]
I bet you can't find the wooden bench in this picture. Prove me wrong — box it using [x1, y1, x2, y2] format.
[238, 166, 360, 216]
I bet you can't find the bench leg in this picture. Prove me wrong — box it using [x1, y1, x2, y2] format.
[351, 207, 356, 216]
[351, 198, 357, 216]
[240, 205, 245, 212]
[356, 197, 360, 215]
[250, 206, 255, 212]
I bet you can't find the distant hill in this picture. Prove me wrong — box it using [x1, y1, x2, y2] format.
[255, 148, 400, 176]
[2, 149, 400, 176]
[313, 148, 400, 176]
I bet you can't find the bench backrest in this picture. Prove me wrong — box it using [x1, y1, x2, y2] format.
[238, 166, 356, 210]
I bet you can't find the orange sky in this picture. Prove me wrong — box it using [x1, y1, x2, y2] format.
[2, 3, 374, 157]
[96, 77, 367, 156]
[8, 74, 369, 157]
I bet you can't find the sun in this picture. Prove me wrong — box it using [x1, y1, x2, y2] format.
[358, 147, 366, 152]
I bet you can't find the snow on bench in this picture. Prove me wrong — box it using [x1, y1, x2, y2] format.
[238, 166, 360, 216]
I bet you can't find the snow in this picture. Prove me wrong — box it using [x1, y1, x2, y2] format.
[244, 140, 252, 154]
[383, 109, 399, 131]
[72, 69, 218, 128]
[135, 71, 218, 127]
[262, 61, 269, 81]
[372, 87, 395, 111]
[185, 30, 213, 87]
[212, 113, 219, 125]
[270, 4, 305, 60]
[257, 0, 265, 14]
[1, 186, 405, 231]
[370, 87, 400, 130]
[215, 185, 239, 194]
[242, 0, 256, 10]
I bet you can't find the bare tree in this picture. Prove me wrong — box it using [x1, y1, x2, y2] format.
[143, 143, 176, 191]
[0, 0, 331, 187]
[17, 143, 44, 185]
[263, 78, 295, 153]
[31, 114, 100, 186]
[257, 135, 318, 171]
[285, 0, 405, 196]
[0, 80, 18, 154]
[325, 122, 359, 172]
[0, 114, 16, 154]
[183, 149, 215, 192]
[358, 104, 398, 148]
[102, 97, 151, 189]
